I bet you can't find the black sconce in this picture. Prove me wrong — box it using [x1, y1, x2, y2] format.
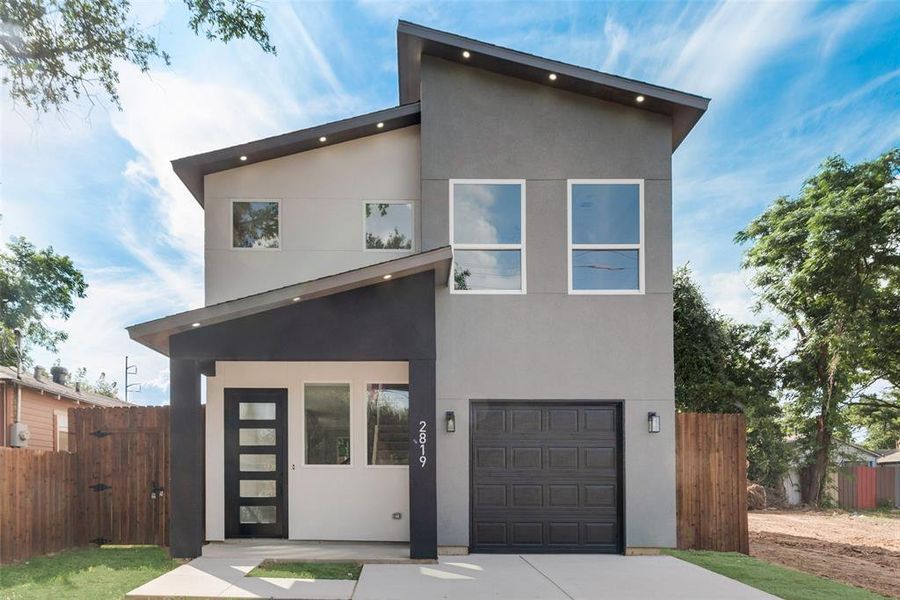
[445, 411, 456, 433]
[648, 412, 661, 434]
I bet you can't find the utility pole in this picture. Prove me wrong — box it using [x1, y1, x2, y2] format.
[124, 356, 141, 403]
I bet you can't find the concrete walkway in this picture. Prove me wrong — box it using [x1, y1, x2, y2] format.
[129, 553, 779, 600]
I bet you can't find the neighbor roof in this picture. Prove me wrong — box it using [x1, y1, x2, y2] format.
[127, 246, 453, 355]
[172, 22, 709, 206]
[0, 365, 130, 408]
[396, 21, 709, 151]
[878, 449, 900, 465]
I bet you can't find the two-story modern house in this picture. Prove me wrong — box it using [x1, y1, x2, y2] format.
[128, 21, 709, 560]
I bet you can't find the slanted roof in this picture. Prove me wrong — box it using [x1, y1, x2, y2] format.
[0, 365, 131, 407]
[878, 449, 900, 465]
[172, 22, 709, 206]
[396, 21, 709, 151]
[127, 246, 453, 355]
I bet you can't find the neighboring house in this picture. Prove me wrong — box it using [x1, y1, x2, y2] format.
[782, 437, 883, 505]
[127, 21, 709, 559]
[877, 445, 900, 467]
[1, 365, 130, 451]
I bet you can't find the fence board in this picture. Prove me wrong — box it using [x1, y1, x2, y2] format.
[876, 467, 896, 507]
[676, 413, 749, 554]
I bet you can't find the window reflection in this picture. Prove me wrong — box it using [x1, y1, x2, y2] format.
[232, 201, 279, 248]
[305, 384, 351, 465]
[367, 384, 409, 465]
[366, 203, 413, 250]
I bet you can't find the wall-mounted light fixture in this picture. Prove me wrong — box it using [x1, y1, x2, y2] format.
[445, 411, 456, 433]
[648, 412, 661, 434]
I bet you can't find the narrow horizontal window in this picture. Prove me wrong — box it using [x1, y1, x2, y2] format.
[239, 428, 276, 446]
[569, 181, 643, 293]
[239, 402, 276, 420]
[239, 454, 276, 472]
[365, 202, 413, 250]
[240, 505, 276, 524]
[450, 181, 525, 293]
[305, 383, 351, 465]
[367, 384, 409, 465]
[240, 480, 276, 498]
[232, 200, 280, 249]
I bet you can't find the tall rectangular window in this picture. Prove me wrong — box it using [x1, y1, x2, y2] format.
[568, 181, 643, 293]
[366, 384, 409, 465]
[450, 180, 525, 293]
[232, 200, 280, 249]
[304, 383, 351, 465]
[365, 202, 414, 250]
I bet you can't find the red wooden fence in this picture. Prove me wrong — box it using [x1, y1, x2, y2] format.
[837, 465, 896, 510]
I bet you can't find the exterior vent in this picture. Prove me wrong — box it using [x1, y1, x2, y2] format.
[51, 366, 69, 385]
[33, 366, 44, 380]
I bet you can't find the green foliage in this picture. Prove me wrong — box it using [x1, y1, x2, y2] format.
[71, 366, 119, 398]
[673, 266, 788, 487]
[736, 148, 900, 503]
[366, 228, 412, 250]
[0, 545, 179, 600]
[667, 550, 892, 600]
[0, 237, 87, 367]
[0, 0, 275, 112]
[849, 391, 900, 449]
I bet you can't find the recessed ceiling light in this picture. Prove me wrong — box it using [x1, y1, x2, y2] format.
[239, 155, 247, 161]
[191, 322, 201, 328]
[376, 122, 384, 129]
[462, 50, 471, 59]
[636, 95, 645, 103]
[292, 297, 301, 302]
[319, 136, 327, 142]
[548, 73, 558, 81]
[383, 274, 392, 280]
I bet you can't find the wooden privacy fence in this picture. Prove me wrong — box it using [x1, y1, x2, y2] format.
[676, 412, 749, 554]
[0, 406, 169, 564]
[838, 465, 899, 510]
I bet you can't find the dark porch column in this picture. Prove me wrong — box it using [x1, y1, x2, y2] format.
[169, 357, 204, 558]
[408, 358, 437, 559]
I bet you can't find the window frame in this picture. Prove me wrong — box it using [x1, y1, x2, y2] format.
[230, 198, 282, 251]
[362, 200, 416, 253]
[301, 381, 353, 468]
[567, 179, 645, 295]
[448, 179, 527, 295]
[364, 381, 410, 469]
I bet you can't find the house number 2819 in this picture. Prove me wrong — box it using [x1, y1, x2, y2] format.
[418, 420, 428, 467]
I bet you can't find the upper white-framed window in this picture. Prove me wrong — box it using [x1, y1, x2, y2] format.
[363, 201, 414, 252]
[364, 382, 410, 467]
[231, 199, 281, 250]
[449, 179, 526, 294]
[567, 180, 644, 294]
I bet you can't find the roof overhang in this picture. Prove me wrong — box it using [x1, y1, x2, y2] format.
[127, 246, 452, 356]
[397, 21, 709, 151]
[172, 102, 421, 206]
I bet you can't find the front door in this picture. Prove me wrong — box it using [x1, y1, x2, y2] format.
[225, 388, 288, 538]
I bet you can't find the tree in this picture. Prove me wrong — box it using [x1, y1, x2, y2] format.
[849, 394, 900, 450]
[0, 0, 275, 112]
[71, 366, 119, 398]
[673, 266, 788, 487]
[0, 237, 87, 367]
[736, 149, 900, 504]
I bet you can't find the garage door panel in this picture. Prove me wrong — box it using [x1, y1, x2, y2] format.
[471, 402, 622, 553]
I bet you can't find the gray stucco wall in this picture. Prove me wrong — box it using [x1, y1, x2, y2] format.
[420, 56, 677, 549]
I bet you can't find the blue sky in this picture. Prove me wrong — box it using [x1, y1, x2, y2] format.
[2, 1, 899, 405]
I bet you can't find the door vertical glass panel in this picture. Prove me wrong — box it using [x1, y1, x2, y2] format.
[224, 389, 288, 538]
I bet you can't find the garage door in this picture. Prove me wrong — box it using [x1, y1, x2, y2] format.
[470, 401, 622, 553]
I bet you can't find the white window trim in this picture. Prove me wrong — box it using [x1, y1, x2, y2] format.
[362, 200, 416, 253]
[230, 199, 282, 251]
[449, 179, 527, 295]
[300, 381, 353, 468]
[363, 381, 410, 469]
[567, 179, 645, 295]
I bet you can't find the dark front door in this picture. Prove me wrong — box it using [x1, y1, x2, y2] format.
[470, 401, 623, 553]
[225, 388, 288, 538]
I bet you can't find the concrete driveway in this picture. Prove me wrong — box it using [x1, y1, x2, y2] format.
[354, 554, 778, 600]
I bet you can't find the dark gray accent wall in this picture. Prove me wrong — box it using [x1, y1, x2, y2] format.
[166, 271, 438, 559]
[420, 56, 679, 549]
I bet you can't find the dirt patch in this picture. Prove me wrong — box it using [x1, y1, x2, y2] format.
[749, 510, 900, 598]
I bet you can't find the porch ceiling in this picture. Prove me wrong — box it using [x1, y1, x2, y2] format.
[127, 246, 452, 356]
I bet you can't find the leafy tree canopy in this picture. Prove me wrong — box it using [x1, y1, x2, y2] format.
[673, 265, 788, 487]
[0, 0, 275, 112]
[71, 366, 119, 398]
[0, 237, 87, 366]
[736, 148, 900, 503]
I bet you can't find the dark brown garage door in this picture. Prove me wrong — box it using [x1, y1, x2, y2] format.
[470, 401, 622, 553]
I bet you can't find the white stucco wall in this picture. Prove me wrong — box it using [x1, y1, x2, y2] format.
[205, 361, 410, 542]
[203, 126, 421, 305]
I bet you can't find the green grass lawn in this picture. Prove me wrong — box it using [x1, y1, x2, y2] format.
[248, 561, 362, 580]
[667, 550, 893, 600]
[0, 545, 180, 600]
